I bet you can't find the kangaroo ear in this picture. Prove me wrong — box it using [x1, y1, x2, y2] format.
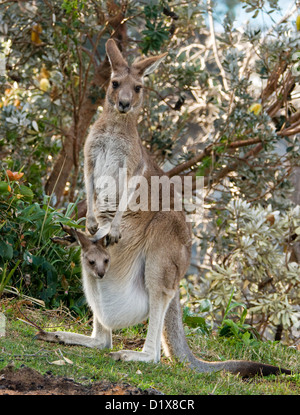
[52, 224, 90, 248]
[72, 229, 92, 250]
[93, 236, 106, 249]
[106, 39, 127, 72]
[132, 52, 167, 77]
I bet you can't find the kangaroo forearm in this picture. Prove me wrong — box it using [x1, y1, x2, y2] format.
[85, 168, 96, 216]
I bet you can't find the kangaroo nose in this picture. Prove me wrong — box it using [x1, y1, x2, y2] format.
[118, 100, 130, 113]
[97, 271, 104, 279]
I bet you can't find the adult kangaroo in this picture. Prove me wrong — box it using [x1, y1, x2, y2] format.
[39, 39, 290, 377]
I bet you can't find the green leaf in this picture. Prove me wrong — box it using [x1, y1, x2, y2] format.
[242, 331, 251, 345]
[19, 185, 34, 201]
[240, 308, 248, 325]
[184, 314, 206, 328]
[198, 299, 212, 313]
[0, 240, 13, 260]
[0, 181, 10, 194]
[0, 260, 21, 296]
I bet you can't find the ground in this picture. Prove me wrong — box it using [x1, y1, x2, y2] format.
[1, 298, 299, 395]
[0, 365, 162, 395]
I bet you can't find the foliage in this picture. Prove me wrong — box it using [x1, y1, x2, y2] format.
[140, 3, 170, 54]
[0, 169, 85, 312]
[205, 199, 300, 341]
[182, 300, 210, 335]
[0, 260, 20, 298]
[182, 284, 261, 347]
[217, 289, 260, 347]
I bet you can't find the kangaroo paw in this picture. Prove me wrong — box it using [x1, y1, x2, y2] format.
[35, 331, 66, 345]
[109, 350, 155, 362]
[104, 230, 121, 246]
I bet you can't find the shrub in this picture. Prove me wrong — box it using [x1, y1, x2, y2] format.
[204, 199, 300, 342]
[0, 168, 85, 313]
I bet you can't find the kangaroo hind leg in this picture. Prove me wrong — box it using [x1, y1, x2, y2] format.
[36, 314, 112, 349]
[110, 263, 177, 363]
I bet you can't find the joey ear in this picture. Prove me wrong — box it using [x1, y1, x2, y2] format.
[53, 224, 89, 248]
[106, 39, 127, 72]
[132, 52, 167, 77]
[73, 229, 92, 250]
[93, 236, 106, 248]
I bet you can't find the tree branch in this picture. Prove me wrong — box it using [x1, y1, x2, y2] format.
[166, 137, 262, 178]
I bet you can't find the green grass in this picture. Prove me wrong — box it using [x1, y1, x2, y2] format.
[0, 300, 299, 395]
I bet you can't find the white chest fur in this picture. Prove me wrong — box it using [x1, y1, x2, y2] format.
[93, 137, 126, 178]
[92, 134, 128, 214]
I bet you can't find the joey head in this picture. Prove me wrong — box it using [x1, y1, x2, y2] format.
[53, 224, 110, 279]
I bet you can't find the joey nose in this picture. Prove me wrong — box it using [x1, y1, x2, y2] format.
[118, 100, 130, 113]
[97, 271, 104, 279]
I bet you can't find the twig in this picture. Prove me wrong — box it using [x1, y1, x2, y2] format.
[247, 169, 291, 203]
[144, 86, 175, 110]
[239, 3, 298, 79]
[207, 0, 229, 91]
[1, 348, 48, 359]
[279, 126, 300, 137]
[16, 303, 46, 334]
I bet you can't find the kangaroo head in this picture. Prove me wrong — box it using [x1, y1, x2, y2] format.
[74, 230, 110, 279]
[105, 39, 167, 115]
[55, 224, 110, 279]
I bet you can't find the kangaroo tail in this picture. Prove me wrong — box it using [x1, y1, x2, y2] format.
[162, 292, 291, 377]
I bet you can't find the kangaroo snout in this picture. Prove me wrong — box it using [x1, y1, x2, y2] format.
[89, 253, 110, 280]
[96, 267, 106, 279]
[118, 100, 131, 113]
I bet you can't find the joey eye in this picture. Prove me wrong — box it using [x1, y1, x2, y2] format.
[134, 85, 142, 93]
[89, 260, 95, 266]
[112, 81, 119, 89]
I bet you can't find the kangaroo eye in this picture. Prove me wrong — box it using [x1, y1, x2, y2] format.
[104, 258, 109, 264]
[112, 81, 119, 89]
[135, 85, 142, 93]
[89, 260, 95, 266]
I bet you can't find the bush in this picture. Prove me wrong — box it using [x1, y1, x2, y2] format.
[201, 199, 300, 342]
[0, 168, 86, 313]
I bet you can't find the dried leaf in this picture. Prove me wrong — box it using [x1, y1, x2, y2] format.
[63, 357, 73, 365]
[50, 359, 66, 366]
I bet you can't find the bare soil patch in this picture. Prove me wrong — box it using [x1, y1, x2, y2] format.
[0, 365, 162, 395]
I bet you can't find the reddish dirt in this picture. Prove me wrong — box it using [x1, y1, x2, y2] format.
[0, 365, 162, 395]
